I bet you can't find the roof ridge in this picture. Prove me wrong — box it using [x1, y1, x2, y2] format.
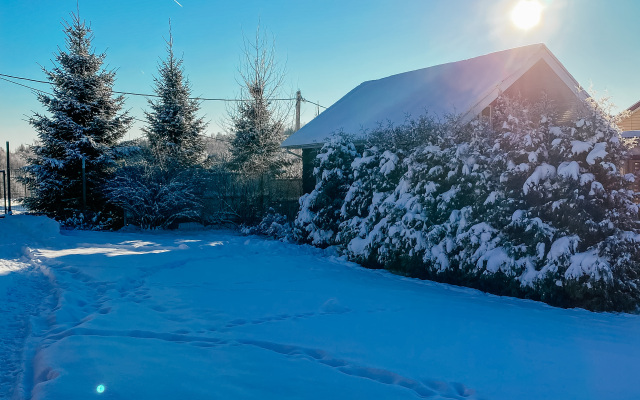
[362, 43, 547, 85]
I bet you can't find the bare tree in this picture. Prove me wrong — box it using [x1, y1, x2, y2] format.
[227, 25, 293, 177]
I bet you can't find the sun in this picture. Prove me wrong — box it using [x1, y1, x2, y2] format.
[511, 0, 543, 30]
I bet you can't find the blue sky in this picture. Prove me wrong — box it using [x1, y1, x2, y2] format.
[1, 0, 639, 146]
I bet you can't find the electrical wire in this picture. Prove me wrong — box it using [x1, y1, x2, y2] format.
[0, 76, 53, 96]
[301, 98, 327, 109]
[0, 72, 317, 105]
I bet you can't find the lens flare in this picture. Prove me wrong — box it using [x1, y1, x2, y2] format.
[96, 384, 105, 394]
[511, 0, 542, 30]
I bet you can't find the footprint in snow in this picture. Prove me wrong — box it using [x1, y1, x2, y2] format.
[320, 298, 351, 314]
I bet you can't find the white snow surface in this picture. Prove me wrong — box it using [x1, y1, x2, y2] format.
[586, 142, 608, 165]
[557, 161, 580, 180]
[522, 163, 556, 195]
[2, 216, 640, 399]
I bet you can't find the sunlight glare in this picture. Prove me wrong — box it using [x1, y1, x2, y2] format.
[511, 0, 542, 30]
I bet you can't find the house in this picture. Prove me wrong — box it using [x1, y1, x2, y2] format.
[619, 101, 640, 179]
[282, 43, 590, 193]
[619, 100, 640, 132]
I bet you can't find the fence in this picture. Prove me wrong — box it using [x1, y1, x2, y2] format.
[0, 168, 30, 215]
[201, 172, 302, 225]
[4, 169, 303, 224]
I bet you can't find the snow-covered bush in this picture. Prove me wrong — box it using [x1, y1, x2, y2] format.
[58, 211, 113, 231]
[294, 96, 640, 312]
[242, 208, 293, 241]
[294, 135, 359, 247]
[106, 163, 204, 230]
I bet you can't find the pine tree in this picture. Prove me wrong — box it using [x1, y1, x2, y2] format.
[144, 28, 206, 170]
[228, 26, 289, 177]
[24, 13, 131, 219]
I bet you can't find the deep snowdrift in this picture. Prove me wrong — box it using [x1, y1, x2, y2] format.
[2, 216, 640, 399]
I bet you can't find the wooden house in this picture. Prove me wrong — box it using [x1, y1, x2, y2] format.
[619, 101, 640, 180]
[281, 44, 589, 193]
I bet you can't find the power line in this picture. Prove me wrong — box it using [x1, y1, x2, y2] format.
[0, 72, 316, 105]
[301, 98, 327, 109]
[0, 76, 53, 96]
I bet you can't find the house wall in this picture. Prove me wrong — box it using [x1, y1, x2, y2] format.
[502, 59, 582, 124]
[302, 148, 318, 194]
[619, 109, 640, 131]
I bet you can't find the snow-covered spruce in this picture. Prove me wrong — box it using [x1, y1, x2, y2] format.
[144, 30, 206, 170]
[106, 31, 207, 230]
[295, 96, 640, 312]
[23, 13, 132, 223]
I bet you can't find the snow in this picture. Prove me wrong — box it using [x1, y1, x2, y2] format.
[549, 126, 563, 136]
[547, 236, 579, 262]
[557, 161, 580, 180]
[379, 150, 399, 175]
[523, 163, 556, 195]
[580, 173, 595, 185]
[483, 191, 498, 205]
[2, 216, 640, 400]
[282, 44, 558, 148]
[586, 142, 608, 165]
[478, 247, 512, 274]
[571, 140, 591, 155]
[565, 249, 611, 281]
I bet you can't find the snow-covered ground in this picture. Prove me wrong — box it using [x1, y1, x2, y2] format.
[2, 216, 640, 400]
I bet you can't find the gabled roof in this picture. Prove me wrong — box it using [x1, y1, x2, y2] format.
[625, 100, 640, 113]
[283, 43, 588, 148]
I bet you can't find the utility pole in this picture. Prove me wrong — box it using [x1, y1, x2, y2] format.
[295, 90, 302, 131]
[6, 142, 11, 215]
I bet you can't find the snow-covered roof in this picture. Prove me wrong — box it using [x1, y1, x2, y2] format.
[283, 43, 587, 148]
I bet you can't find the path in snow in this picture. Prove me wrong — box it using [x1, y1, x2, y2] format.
[0, 218, 55, 400]
[2, 216, 640, 399]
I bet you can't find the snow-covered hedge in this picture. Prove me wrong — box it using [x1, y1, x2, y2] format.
[294, 98, 640, 312]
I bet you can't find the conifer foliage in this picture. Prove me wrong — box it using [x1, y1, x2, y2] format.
[106, 28, 206, 229]
[24, 13, 131, 219]
[294, 135, 359, 247]
[144, 29, 206, 169]
[295, 98, 640, 312]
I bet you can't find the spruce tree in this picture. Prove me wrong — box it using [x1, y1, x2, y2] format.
[144, 30, 206, 170]
[24, 13, 131, 219]
[106, 29, 206, 229]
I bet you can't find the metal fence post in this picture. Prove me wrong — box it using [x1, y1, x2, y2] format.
[6, 142, 11, 215]
[0, 170, 5, 214]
